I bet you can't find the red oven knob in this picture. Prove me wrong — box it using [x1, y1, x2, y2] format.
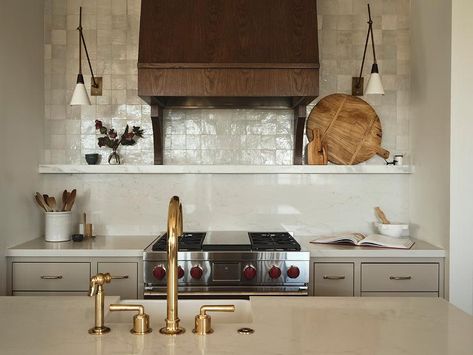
[268, 266, 282, 279]
[190, 265, 203, 280]
[243, 265, 257, 280]
[178, 266, 185, 279]
[287, 266, 300, 279]
[152, 265, 166, 280]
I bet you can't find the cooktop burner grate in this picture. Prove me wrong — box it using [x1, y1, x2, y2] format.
[248, 232, 301, 251]
[151, 232, 206, 251]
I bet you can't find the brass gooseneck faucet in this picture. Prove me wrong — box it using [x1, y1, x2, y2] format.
[88, 272, 112, 335]
[159, 196, 185, 335]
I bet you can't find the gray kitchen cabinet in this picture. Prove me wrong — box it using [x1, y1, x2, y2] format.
[361, 263, 439, 293]
[12, 262, 91, 293]
[313, 263, 354, 296]
[361, 292, 440, 297]
[7, 257, 143, 298]
[97, 262, 138, 299]
[310, 257, 445, 297]
[12, 291, 88, 296]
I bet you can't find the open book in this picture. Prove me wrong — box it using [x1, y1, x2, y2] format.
[311, 233, 414, 249]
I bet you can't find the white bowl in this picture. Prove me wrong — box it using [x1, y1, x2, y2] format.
[374, 222, 410, 238]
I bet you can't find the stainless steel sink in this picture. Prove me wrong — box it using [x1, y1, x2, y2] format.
[106, 299, 253, 325]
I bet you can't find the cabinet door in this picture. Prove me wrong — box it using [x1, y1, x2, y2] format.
[361, 263, 439, 292]
[97, 262, 138, 299]
[12, 262, 90, 292]
[313, 263, 354, 296]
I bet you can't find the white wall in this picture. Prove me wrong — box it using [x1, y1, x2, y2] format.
[409, 0, 451, 251]
[0, 0, 44, 294]
[450, 0, 473, 315]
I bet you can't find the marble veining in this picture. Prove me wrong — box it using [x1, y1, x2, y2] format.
[0, 296, 471, 355]
[40, 173, 409, 236]
[7, 236, 446, 259]
[38, 164, 414, 174]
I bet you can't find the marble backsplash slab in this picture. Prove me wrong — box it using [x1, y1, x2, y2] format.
[40, 173, 409, 236]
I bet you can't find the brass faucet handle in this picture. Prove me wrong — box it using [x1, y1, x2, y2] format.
[109, 304, 152, 335]
[193, 305, 235, 335]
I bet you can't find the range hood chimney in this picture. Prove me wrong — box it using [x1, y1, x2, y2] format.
[138, 0, 319, 164]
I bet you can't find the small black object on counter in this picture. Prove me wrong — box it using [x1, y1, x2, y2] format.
[72, 234, 84, 242]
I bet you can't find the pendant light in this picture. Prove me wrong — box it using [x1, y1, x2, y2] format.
[352, 4, 384, 96]
[70, 7, 102, 106]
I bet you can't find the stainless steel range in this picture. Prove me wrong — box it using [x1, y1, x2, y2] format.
[143, 231, 310, 298]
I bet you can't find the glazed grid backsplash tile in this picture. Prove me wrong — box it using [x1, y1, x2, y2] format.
[43, 0, 410, 165]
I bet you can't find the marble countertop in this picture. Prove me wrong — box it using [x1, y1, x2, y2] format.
[6, 235, 156, 257]
[300, 237, 446, 258]
[7, 235, 446, 258]
[0, 296, 471, 355]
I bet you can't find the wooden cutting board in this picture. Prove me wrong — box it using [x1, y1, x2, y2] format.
[307, 128, 328, 165]
[307, 94, 390, 165]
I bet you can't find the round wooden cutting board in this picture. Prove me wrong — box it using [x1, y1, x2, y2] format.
[306, 94, 390, 165]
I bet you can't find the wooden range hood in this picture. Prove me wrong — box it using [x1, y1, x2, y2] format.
[138, 0, 319, 164]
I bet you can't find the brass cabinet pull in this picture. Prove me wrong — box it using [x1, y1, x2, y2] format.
[389, 276, 412, 280]
[40, 275, 63, 280]
[112, 275, 129, 279]
[323, 275, 345, 280]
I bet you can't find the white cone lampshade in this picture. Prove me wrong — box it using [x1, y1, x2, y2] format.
[365, 64, 384, 95]
[70, 74, 91, 105]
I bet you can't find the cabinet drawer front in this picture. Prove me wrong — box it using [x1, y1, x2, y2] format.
[12, 262, 90, 291]
[97, 262, 138, 299]
[361, 292, 439, 297]
[13, 291, 88, 296]
[361, 263, 439, 292]
[313, 263, 354, 296]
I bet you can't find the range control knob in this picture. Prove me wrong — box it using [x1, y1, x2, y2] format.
[268, 266, 282, 279]
[178, 266, 185, 279]
[152, 265, 166, 280]
[287, 266, 300, 279]
[190, 265, 203, 280]
[243, 265, 257, 280]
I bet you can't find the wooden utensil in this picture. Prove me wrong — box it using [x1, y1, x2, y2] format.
[61, 190, 68, 211]
[65, 189, 77, 211]
[35, 192, 52, 212]
[34, 194, 48, 212]
[375, 207, 391, 224]
[47, 196, 57, 212]
[307, 94, 390, 165]
[307, 128, 328, 165]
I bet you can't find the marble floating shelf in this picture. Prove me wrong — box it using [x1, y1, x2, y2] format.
[38, 164, 414, 174]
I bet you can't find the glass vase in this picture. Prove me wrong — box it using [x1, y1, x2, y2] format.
[108, 149, 121, 165]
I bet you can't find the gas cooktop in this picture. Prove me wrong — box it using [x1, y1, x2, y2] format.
[150, 231, 301, 252]
[144, 230, 309, 297]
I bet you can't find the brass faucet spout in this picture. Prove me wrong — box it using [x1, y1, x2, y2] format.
[159, 196, 185, 335]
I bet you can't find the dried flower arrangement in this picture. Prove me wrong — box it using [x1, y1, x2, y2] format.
[95, 120, 144, 164]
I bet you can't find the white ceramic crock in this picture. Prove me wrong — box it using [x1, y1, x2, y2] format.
[45, 212, 72, 242]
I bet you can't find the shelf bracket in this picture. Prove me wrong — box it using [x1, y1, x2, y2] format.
[293, 104, 307, 165]
[151, 105, 165, 165]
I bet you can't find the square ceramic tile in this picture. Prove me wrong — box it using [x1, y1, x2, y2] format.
[43, 0, 411, 165]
